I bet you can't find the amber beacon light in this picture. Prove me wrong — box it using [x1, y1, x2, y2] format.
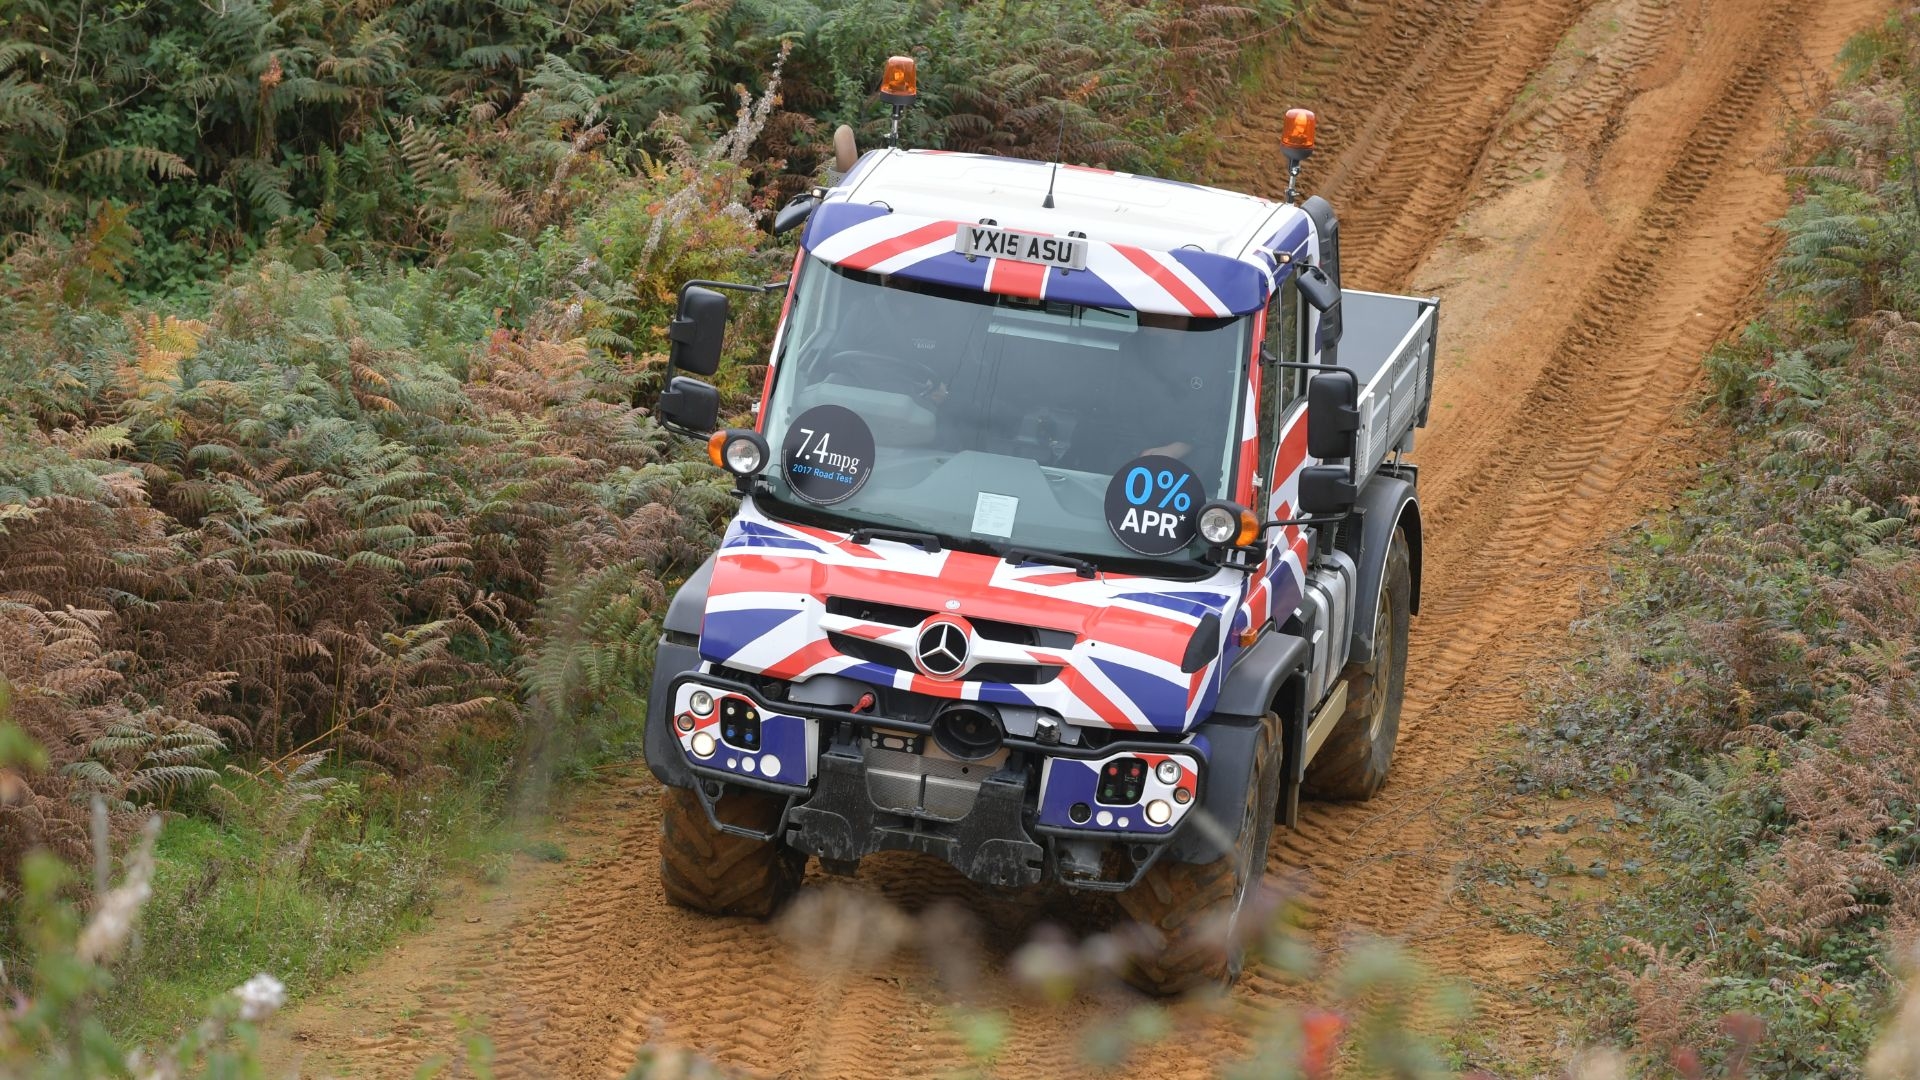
[1280, 108, 1316, 156]
[879, 56, 918, 105]
[1280, 107, 1317, 203]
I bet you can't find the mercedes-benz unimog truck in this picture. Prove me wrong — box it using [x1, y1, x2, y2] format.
[641, 58, 1437, 994]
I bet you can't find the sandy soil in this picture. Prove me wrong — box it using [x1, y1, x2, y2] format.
[262, 0, 1895, 1074]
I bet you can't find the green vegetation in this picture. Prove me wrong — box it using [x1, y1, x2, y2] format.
[0, 0, 1288, 295]
[0, 0, 1298, 1050]
[1506, 11, 1920, 1075]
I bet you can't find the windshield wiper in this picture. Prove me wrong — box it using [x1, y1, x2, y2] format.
[999, 546, 1098, 578]
[848, 526, 943, 553]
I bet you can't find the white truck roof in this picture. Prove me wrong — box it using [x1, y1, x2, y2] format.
[835, 149, 1294, 263]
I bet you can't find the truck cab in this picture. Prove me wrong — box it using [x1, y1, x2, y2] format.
[644, 126, 1436, 993]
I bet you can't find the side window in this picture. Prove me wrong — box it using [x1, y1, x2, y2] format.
[1256, 276, 1304, 487]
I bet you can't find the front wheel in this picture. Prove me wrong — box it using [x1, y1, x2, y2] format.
[659, 785, 805, 918]
[1117, 713, 1281, 995]
[1303, 526, 1412, 801]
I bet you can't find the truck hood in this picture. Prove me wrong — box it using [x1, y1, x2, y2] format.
[699, 501, 1249, 733]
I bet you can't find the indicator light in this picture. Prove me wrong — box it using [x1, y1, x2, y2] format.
[674, 713, 695, 734]
[1097, 757, 1149, 804]
[1174, 786, 1192, 804]
[1145, 799, 1172, 826]
[689, 690, 714, 716]
[720, 702, 762, 751]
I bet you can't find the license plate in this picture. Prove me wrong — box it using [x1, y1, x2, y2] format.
[953, 225, 1088, 271]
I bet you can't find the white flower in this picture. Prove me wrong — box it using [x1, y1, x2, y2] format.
[232, 973, 286, 1022]
[76, 816, 160, 964]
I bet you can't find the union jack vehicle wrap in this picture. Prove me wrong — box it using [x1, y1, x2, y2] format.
[644, 134, 1437, 994]
[704, 500, 1246, 733]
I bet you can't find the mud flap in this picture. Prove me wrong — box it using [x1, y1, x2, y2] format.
[1165, 713, 1264, 866]
[644, 638, 704, 788]
[1347, 475, 1421, 665]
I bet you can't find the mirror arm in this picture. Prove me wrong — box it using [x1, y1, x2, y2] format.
[679, 278, 787, 299]
[1262, 512, 1350, 530]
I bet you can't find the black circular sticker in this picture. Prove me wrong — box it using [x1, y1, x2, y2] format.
[1104, 455, 1200, 556]
[781, 404, 875, 505]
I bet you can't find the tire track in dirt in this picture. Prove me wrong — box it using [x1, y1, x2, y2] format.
[1210, 0, 1888, 1062]
[265, 0, 1893, 1075]
[1217, 0, 1588, 289]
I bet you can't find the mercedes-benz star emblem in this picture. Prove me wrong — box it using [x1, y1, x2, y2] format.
[915, 619, 970, 680]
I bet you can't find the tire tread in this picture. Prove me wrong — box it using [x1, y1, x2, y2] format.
[658, 785, 804, 918]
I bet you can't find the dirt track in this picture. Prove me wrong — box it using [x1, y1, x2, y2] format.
[267, 0, 1892, 1074]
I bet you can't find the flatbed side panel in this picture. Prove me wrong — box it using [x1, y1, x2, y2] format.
[1341, 291, 1437, 477]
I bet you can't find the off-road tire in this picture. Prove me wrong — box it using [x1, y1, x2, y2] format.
[1303, 526, 1411, 801]
[659, 784, 805, 918]
[1117, 712, 1281, 995]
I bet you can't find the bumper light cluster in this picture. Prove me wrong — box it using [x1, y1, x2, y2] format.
[671, 683, 816, 786]
[1038, 750, 1201, 835]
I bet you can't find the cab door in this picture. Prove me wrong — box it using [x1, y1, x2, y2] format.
[1257, 274, 1310, 518]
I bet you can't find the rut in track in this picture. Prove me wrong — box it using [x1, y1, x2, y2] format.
[265, 0, 1894, 1075]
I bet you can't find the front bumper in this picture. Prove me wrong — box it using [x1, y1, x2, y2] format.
[656, 669, 1208, 890]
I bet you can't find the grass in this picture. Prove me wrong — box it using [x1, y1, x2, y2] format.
[95, 755, 528, 1043]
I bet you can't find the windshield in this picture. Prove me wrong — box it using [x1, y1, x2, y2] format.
[758, 259, 1251, 565]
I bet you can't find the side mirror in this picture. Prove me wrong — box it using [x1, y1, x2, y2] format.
[1306, 370, 1360, 460]
[657, 376, 720, 435]
[1296, 264, 1339, 312]
[668, 286, 730, 377]
[772, 194, 819, 237]
[1297, 464, 1357, 517]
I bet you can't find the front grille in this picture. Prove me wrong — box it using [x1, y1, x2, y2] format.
[826, 596, 1076, 648]
[826, 632, 1061, 685]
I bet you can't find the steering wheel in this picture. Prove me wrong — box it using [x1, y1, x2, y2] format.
[821, 349, 941, 399]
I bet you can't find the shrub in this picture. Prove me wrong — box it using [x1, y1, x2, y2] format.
[1515, 11, 1920, 1073]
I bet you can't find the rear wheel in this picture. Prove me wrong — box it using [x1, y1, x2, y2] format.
[1118, 713, 1281, 995]
[1304, 526, 1411, 801]
[659, 785, 805, 918]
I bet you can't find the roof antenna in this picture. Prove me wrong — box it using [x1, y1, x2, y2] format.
[1043, 99, 1066, 208]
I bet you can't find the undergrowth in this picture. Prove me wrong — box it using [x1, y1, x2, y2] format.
[0, 0, 1294, 295]
[1505, 10, 1920, 1076]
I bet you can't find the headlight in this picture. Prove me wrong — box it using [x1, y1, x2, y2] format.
[1145, 799, 1172, 826]
[690, 730, 717, 758]
[1155, 759, 1182, 784]
[689, 689, 715, 717]
[708, 429, 769, 477]
[1198, 500, 1250, 545]
[724, 432, 768, 475]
